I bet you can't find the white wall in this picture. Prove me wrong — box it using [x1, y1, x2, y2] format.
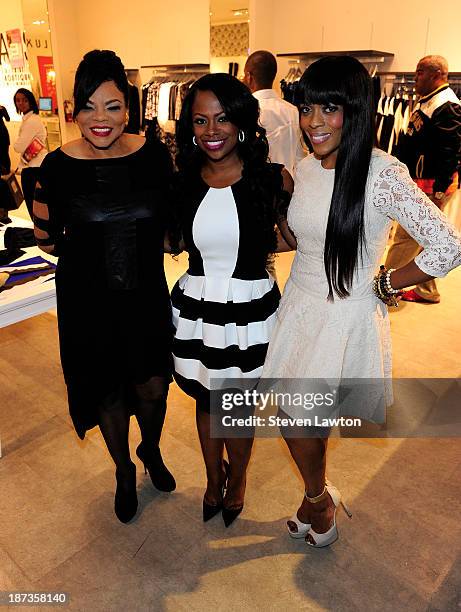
[268, 0, 461, 72]
[0, 1, 23, 31]
[247, 0, 461, 96]
[74, 0, 209, 69]
[48, 0, 210, 142]
[249, 0, 275, 53]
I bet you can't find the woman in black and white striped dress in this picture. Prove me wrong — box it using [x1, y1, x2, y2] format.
[170, 74, 293, 526]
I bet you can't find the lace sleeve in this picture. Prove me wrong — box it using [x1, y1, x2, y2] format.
[373, 161, 461, 277]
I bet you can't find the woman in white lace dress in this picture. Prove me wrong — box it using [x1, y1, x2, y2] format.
[262, 56, 461, 547]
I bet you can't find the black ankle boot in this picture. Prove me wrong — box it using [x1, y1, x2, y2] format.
[114, 462, 138, 523]
[136, 444, 176, 492]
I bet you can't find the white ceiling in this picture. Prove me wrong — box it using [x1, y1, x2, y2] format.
[210, 0, 249, 24]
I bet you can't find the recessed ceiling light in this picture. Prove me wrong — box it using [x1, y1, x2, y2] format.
[32, 20, 46, 25]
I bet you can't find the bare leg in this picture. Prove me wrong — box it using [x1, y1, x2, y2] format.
[283, 434, 334, 537]
[223, 437, 254, 510]
[196, 405, 226, 505]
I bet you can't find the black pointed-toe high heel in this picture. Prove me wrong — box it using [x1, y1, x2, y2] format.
[114, 462, 138, 523]
[222, 505, 243, 528]
[202, 460, 229, 522]
[136, 443, 176, 492]
[222, 471, 246, 528]
[203, 498, 223, 522]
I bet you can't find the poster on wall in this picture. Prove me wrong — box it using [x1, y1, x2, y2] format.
[37, 56, 57, 112]
[0, 30, 32, 119]
[6, 29, 24, 69]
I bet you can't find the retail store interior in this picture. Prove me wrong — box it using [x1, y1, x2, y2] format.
[1, 0, 461, 610]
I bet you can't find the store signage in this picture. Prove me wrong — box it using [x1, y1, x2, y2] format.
[25, 37, 50, 50]
[5, 29, 24, 69]
[0, 29, 32, 119]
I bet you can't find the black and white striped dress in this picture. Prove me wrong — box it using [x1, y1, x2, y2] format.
[171, 166, 282, 409]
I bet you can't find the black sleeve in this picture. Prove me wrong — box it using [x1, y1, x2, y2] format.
[33, 153, 65, 255]
[431, 102, 461, 193]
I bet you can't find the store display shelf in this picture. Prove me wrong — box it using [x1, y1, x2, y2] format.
[277, 50, 394, 60]
[0, 220, 57, 329]
[140, 63, 210, 73]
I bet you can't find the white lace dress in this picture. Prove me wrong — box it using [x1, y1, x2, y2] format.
[262, 149, 461, 410]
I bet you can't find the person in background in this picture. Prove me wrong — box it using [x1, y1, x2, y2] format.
[33, 50, 175, 523]
[13, 89, 48, 220]
[171, 73, 293, 527]
[244, 50, 305, 280]
[244, 50, 305, 178]
[0, 104, 11, 174]
[386, 55, 461, 303]
[261, 56, 461, 548]
[0, 104, 12, 222]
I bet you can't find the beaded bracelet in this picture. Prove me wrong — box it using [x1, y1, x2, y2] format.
[372, 265, 400, 307]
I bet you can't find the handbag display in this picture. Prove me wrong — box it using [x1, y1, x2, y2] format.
[0, 172, 24, 210]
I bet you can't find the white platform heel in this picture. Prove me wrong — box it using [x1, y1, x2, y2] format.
[286, 480, 342, 540]
[304, 483, 352, 548]
[287, 512, 311, 539]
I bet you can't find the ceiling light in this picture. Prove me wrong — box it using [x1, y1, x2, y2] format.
[32, 20, 46, 25]
[232, 8, 249, 16]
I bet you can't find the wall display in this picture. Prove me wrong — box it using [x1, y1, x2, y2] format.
[210, 23, 249, 57]
[5, 29, 24, 69]
[37, 55, 56, 112]
[0, 31, 32, 120]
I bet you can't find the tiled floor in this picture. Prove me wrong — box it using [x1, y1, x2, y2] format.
[1, 203, 460, 611]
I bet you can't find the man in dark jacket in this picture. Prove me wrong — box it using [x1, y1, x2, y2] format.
[386, 55, 461, 303]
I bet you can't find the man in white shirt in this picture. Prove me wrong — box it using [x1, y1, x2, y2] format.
[244, 50, 305, 178]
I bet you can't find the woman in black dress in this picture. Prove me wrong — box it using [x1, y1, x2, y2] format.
[171, 74, 293, 526]
[33, 50, 175, 523]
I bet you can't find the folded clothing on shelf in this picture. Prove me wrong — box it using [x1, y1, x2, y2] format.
[0, 255, 56, 291]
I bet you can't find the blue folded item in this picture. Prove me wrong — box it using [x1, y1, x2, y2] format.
[0, 255, 56, 290]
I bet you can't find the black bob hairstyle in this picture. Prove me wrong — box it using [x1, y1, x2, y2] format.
[73, 49, 129, 119]
[14, 88, 39, 114]
[297, 56, 375, 299]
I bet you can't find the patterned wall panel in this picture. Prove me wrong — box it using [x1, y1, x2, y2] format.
[210, 23, 249, 57]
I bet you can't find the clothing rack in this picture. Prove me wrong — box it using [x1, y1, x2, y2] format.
[140, 64, 209, 164]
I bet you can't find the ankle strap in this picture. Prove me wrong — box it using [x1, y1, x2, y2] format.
[305, 485, 327, 503]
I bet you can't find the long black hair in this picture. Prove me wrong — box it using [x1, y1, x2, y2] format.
[14, 88, 39, 114]
[174, 73, 282, 254]
[176, 72, 268, 171]
[73, 49, 129, 118]
[298, 56, 375, 299]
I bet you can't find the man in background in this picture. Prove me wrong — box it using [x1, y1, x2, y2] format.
[244, 50, 305, 178]
[386, 55, 461, 303]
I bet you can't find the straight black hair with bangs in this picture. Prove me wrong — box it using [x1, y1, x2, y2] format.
[298, 56, 375, 299]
